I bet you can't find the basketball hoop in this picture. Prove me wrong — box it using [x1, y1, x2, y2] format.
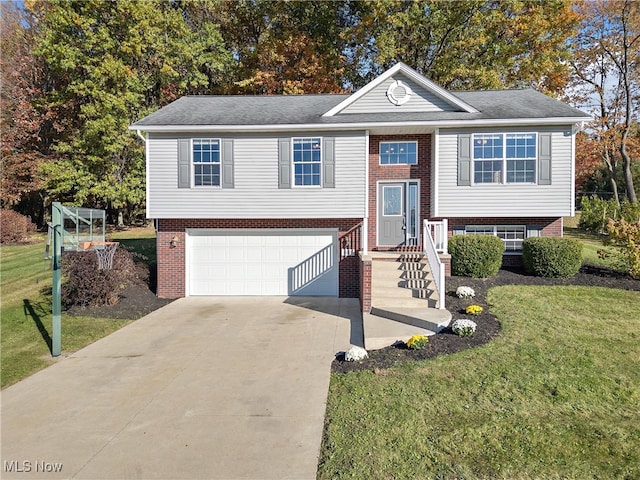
[92, 242, 119, 270]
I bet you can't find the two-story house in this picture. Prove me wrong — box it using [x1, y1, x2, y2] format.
[130, 63, 590, 324]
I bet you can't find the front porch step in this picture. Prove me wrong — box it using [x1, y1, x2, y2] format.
[373, 259, 431, 272]
[372, 288, 436, 303]
[363, 313, 436, 351]
[365, 253, 450, 349]
[369, 305, 451, 335]
[372, 260, 436, 302]
[398, 278, 433, 289]
[400, 270, 432, 280]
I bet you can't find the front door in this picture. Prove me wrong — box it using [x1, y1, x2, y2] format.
[377, 181, 419, 247]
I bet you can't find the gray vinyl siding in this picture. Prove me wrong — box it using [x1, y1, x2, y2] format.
[147, 131, 366, 218]
[435, 126, 574, 217]
[340, 73, 457, 114]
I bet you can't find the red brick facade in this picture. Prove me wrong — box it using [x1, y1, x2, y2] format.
[446, 217, 564, 266]
[368, 134, 432, 250]
[156, 218, 362, 299]
[446, 217, 563, 237]
[359, 255, 372, 312]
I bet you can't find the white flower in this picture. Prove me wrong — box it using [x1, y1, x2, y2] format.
[344, 346, 368, 362]
[456, 286, 476, 298]
[452, 319, 477, 337]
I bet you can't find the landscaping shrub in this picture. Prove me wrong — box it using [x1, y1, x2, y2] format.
[451, 319, 477, 337]
[0, 209, 36, 244]
[604, 219, 640, 279]
[406, 334, 429, 350]
[522, 237, 582, 278]
[449, 234, 504, 277]
[579, 196, 640, 234]
[344, 346, 368, 362]
[62, 248, 148, 307]
[455, 286, 475, 298]
[465, 305, 483, 315]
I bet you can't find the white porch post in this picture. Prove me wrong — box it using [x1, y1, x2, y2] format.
[363, 129, 370, 255]
[442, 218, 448, 254]
[362, 218, 368, 254]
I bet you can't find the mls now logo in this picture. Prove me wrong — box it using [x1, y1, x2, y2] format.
[4, 460, 63, 473]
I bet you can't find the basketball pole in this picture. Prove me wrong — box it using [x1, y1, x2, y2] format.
[52, 202, 62, 357]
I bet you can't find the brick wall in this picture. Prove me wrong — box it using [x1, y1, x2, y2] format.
[368, 134, 432, 250]
[446, 217, 563, 237]
[446, 216, 564, 267]
[359, 255, 372, 312]
[156, 218, 362, 299]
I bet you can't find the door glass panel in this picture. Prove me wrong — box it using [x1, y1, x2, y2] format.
[383, 186, 403, 216]
[408, 183, 418, 241]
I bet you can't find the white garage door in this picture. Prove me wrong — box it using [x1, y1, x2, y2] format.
[187, 229, 338, 296]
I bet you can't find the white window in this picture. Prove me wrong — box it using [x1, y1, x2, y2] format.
[293, 138, 321, 186]
[465, 225, 526, 252]
[193, 139, 220, 186]
[473, 133, 536, 184]
[380, 141, 417, 165]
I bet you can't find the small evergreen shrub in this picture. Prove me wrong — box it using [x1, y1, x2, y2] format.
[449, 234, 504, 277]
[62, 248, 148, 307]
[0, 209, 36, 244]
[522, 237, 582, 278]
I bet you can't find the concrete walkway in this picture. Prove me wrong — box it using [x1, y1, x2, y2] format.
[1, 297, 362, 479]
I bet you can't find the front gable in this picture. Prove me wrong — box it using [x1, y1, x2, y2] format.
[323, 62, 478, 117]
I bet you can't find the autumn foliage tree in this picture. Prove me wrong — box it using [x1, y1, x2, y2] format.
[569, 0, 639, 205]
[0, 2, 52, 224]
[216, 0, 350, 94]
[575, 132, 604, 195]
[342, 0, 579, 93]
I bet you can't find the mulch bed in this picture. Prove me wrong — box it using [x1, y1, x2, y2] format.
[66, 283, 174, 320]
[332, 265, 640, 374]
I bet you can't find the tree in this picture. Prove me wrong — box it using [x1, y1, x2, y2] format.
[569, 0, 639, 204]
[31, 0, 230, 224]
[342, 0, 579, 93]
[575, 131, 604, 196]
[0, 2, 51, 224]
[215, 0, 350, 94]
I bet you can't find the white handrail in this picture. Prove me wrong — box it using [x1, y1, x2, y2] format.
[425, 219, 448, 253]
[423, 220, 446, 310]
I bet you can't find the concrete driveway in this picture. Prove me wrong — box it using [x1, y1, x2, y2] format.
[1, 296, 362, 479]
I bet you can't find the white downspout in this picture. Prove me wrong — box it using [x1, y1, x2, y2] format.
[136, 129, 146, 143]
[432, 128, 439, 218]
[570, 125, 576, 218]
[363, 130, 370, 255]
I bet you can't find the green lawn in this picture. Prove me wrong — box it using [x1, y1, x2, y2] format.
[110, 225, 157, 263]
[564, 214, 624, 271]
[1, 227, 156, 388]
[563, 226, 620, 270]
[318, 285, 640, 479]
